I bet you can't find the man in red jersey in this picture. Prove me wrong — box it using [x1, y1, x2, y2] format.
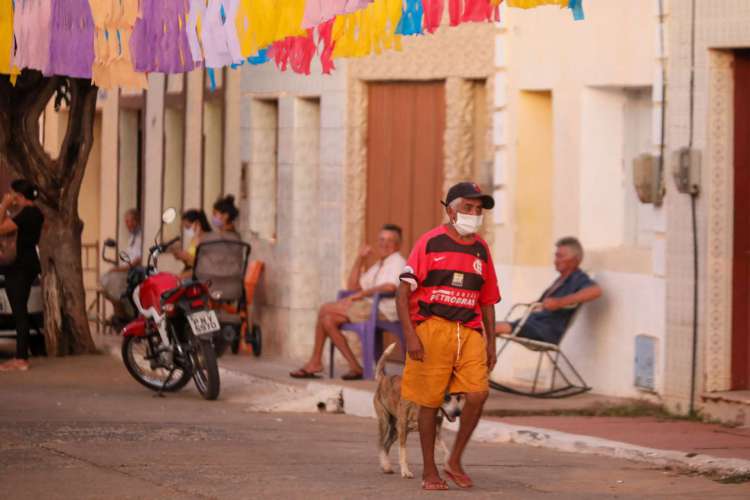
[397, 182, 500, 491]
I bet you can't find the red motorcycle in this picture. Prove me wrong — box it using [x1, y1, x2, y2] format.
[120, 209, 221, 400]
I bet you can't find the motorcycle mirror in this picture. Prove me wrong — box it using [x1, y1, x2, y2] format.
[162, 208, 177, 225]
[104, 238, 117, 248]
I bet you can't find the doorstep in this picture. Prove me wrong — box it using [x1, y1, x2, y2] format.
[702, 391, 750, 427]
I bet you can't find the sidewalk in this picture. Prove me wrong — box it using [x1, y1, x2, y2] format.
[218, 352, 750, 480]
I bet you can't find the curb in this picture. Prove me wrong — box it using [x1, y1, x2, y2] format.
[103, 343, 750, 480]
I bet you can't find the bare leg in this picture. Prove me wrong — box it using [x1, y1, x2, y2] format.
[418, 406, 442, 483]
[299, 302, 350, 373]
[304, 311, 332, 372]
[446, 391, 488, 476]
[321, 313, 362, 374]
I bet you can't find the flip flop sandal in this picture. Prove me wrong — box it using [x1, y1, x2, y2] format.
[289, 368, 322, 379]
[422, 479, 449, 491]
[443, 469, 473, 489]
[341, 372, 363, 381]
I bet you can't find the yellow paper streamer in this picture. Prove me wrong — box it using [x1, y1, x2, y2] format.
[0, 0, 19, 81]
[236, 0, 306, 58]
[506, 0, 568, 9]
[332, 0, 402, 59]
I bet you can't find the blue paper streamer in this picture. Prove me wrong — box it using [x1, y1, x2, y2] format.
[207, 68, 216, 91]
[569, 0, 584, 21]
[396, 0, 424, 36]
[247, 48, 269, 65]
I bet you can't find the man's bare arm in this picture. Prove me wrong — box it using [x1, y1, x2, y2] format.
[346, 252, 368, 291]
[545, 285, 602, 310]
[397, 281, 423, 361]
[481, 304, 497, 371]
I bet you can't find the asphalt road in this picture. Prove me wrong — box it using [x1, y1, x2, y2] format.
[1, 354, 749, 499]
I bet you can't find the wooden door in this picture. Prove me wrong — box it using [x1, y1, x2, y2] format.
[366, 82, 445, 253]
[732, 50, 750, 389]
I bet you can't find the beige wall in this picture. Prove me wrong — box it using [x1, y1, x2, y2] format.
[494, 0, 667, 399]
[513, 90, 553, 267]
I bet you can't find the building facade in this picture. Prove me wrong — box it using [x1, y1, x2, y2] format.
[15, 0, 746, 422]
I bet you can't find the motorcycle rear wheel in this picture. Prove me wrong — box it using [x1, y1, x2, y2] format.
[190, 336, 220, 400]
[122, 336, 192, 392]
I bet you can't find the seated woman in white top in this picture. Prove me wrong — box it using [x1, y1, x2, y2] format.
[290, 224, 406, 381]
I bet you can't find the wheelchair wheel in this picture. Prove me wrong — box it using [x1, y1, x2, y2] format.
[231, 324, 242, 355]
[248, 323, 262, 357]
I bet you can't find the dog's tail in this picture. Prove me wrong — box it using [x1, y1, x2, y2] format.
[375, 343, 397, 383]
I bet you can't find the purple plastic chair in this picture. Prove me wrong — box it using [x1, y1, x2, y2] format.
[329, 290, 405, 380]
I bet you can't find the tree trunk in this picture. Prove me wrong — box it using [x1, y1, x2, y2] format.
[0, 71, 97, 355]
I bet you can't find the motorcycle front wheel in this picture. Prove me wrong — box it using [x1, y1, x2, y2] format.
[190, 335, 220, 400]
[121, 335, 192, 392]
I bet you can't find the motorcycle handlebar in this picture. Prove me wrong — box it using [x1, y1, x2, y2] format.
[149, 236, 181, 256]
[163, 236, 181, 250]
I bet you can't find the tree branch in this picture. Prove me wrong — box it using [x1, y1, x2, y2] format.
[57, 79, 98, 215]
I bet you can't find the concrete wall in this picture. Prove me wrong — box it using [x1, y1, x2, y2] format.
[240, 61, 347, 361]
[492, 0, 666, 399]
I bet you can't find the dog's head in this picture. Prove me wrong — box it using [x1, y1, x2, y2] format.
[439, 393, 465, 423]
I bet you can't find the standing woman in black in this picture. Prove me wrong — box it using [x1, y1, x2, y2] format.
[0, 179, 44, 372]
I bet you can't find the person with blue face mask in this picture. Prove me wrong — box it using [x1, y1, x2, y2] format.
[212, 195, 239, 233]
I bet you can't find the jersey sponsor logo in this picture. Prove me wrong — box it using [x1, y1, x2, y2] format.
[428, 289, 478, 308]
[473, 258, 482, 274]
[451, 272, 464, 288]
[434, 256, 446, 262]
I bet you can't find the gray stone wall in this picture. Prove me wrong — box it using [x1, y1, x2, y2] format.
[239, 62, 347, 361]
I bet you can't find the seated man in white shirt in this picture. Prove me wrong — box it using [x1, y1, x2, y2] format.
[100, 209, 143, 326]
[290, 224, 407, 380]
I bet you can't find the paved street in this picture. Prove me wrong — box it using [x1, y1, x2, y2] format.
[1, 354, 749, 499]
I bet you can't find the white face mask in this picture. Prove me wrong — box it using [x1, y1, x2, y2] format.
[453, 212, 483, 236]
[183, 226, 196, 243]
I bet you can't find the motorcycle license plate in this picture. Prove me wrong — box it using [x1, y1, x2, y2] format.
[187, 310, 220, 336]
[0, 289, 10, 315]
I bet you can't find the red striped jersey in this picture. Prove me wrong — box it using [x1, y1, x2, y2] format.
[399, 225, 501, 330]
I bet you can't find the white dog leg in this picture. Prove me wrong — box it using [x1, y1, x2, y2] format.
[379, 449, 393, 474]
[399, 444, 414, 478]
[436, 428, 451, 464]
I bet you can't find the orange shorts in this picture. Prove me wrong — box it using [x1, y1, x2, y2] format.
[401, 317, 489, 408]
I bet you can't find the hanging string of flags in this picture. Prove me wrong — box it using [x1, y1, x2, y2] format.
[0, 0, 584, 89]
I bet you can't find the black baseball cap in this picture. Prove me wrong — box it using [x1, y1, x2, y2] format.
[442, 182, 495, 210]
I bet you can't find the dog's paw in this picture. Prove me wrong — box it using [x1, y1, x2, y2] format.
[379, 451, 393, 474]
[400, 468, 414, 479]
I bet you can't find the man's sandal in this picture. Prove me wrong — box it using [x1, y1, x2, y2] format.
[443, 468, 473, 489]
[421, 478, 449, 491]
[289, 368, 322, 379]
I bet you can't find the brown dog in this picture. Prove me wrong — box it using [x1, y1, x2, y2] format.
[373, 343, 463, 478]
